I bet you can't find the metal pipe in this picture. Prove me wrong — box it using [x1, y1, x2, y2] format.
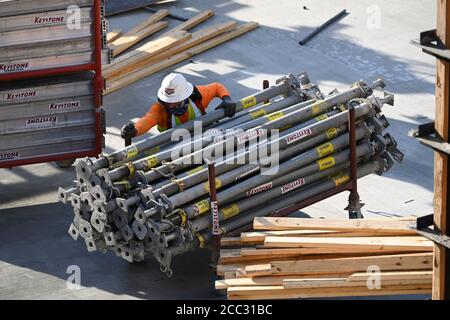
[299, 9, 348, 46]
[76, 76, 297, 177]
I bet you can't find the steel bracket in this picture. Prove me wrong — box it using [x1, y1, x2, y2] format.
[410, 121, 450, 155]
[412, 29, 450, 63]
[411, 214, 450, 249]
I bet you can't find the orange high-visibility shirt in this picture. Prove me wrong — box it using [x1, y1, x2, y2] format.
[135, 82, 230, 136]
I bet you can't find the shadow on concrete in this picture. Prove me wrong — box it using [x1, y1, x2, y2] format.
[0, 203, 218, 299]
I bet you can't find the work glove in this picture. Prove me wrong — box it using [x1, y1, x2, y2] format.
[121, 122, 138, 140]
[215, 96, 236, 118]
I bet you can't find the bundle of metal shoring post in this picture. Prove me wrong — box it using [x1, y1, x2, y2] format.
[58, 72, 403, 277]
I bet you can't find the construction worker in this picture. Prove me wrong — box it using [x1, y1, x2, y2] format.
[121, 73, 237, 139]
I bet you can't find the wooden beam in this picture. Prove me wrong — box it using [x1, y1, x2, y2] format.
[283, 277, 431, 289]
[106, 21, 238, 81]
[348, 271, 433, 282]
[240, 229, 422, 244]
[263, 236, 433, 251]
[106, 29, 123, 44]
[103, 30, 191, 79]
[110, 21, 168, 57]
[227, 284, 432, 300]
[240, 253, 433, 277]
[104, 22, 259, 94]
[433, 0, 450, 301]
[253, 217, 418, 235]
[107, 10, 214, 65]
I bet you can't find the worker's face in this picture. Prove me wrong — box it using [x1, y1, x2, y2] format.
[164, 101, 183, 112]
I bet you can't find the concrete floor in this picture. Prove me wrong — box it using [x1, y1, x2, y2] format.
[0, 0, 437, 299]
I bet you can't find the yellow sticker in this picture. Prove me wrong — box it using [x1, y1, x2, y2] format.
[326, 128, 338, 139]
[203, 179, 222, 192]
[144, 146, 160, 156]
[332, 173, 350, 186]
[314, 114, 329, 122]
[126, 146, 138, 160]
[115, 180, 131, 191]
[222, 204, 240, 220]
[311, 100, 325, 116]
[317, 156, 336, 171]
[186, 166, 204, 176]
[193, 199, 210, 216]
[265, 111, 284, 122]
[338, 104, 347, 112]
[316, 142, 335, 158]
[146, 156, 159, 168]
[241, 96, 257, 109]
[249, 109, 267, 120]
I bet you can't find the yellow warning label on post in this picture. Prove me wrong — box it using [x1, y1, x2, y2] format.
[146, 156, 159, 168]
[186, 166, 204, 176]
[316, 142, 335, 158]
[317, 156, 336, 171]
[222, 204, 240, 219]
[266, 111, 284, 122]
[126, 146, 138, 160]
[249, 109, 267, 119]
[241, 96, 257, 109]
[311, 100, 325, 116]
[204, 179, 222, 192]
[332, 173, 350, 186]
[326, 128, 338, 139]
[338, 104, 347, 112]
[314, 114, 329, 122]
[193, 200, 210, 216]
[144, 146, 160, 156]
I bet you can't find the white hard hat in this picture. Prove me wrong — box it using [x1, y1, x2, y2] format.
[157, 73, 194, 103]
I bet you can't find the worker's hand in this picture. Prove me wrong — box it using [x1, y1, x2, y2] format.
[216, 96, 236, 118]
[121, 122, 138, 139]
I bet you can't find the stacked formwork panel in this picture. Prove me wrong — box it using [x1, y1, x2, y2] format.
[0, 0, 109, 168]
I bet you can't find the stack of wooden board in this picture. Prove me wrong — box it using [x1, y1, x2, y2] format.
[216, 216, 433, 300]
[103, 9, 259, 94]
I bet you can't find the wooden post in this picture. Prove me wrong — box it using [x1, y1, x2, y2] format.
[433, 0, 450, 300]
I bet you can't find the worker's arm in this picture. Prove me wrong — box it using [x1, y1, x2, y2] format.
[196, 82, 231, 112]
[134, 103, 164, 136]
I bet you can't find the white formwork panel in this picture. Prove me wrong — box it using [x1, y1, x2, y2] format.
[0, 21, 93, 47]
[0, 73, 99, 164]
[0, 0, 95, 18]
[0, 6, 93, 30]
[0, 49, 112, 74]
[0, 72, 94, 105]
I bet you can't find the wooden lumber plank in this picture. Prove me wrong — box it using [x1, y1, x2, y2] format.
[433, 0, 450, 301]
[103, 30, 191, 79]
[227, 285, 432, 300]
[241, 253, 433, 277]
[110, 21, 168, 57]
[283, 278, 431, 289]
[253, 217, 418, 235]
[106, 21, 238, 81]
[215, 273, 353, 290]
[106, 29, 123, 44]
[167, 9, 214, 32]
[129, 9, 169, 33]
[107, 10, 214, 65]
[348, 271, 433, 282]
[263, 236, 433, 251]
[240, 230, 421, 244]
[220, 237, 242, 247]
[240, 247, 431, 257]
[104, 22, 259, 94]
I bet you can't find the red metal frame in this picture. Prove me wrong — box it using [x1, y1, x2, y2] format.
[0, 0, 104, 169]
